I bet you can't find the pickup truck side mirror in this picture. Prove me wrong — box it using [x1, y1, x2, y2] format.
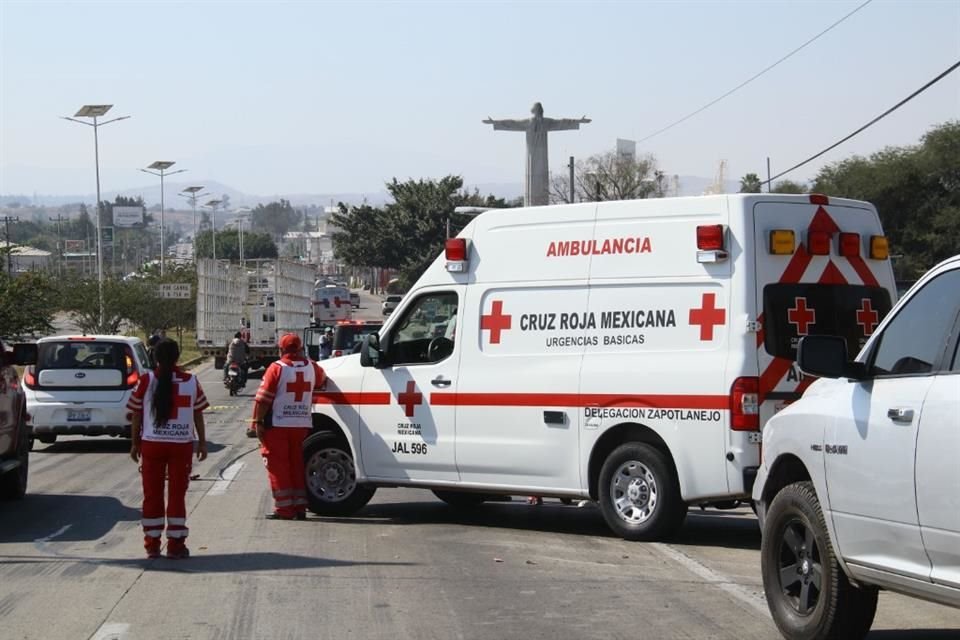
[797, 335, 865, 380]
[360, 333, 385, 369]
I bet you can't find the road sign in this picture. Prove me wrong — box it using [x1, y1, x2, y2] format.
[158, 283, 192, 299]
[101, 227, 114, 244]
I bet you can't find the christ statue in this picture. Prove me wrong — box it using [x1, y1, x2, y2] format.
[483, 102, 591, 206]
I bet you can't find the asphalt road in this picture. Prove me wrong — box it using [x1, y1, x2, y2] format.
[1, 295, 958, 639]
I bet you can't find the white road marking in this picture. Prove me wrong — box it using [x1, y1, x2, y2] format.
[209, 461, 245, 495]
[651, 542, 770, 616]
[33, 524, 72, 555]
[34, 524, 71, 544]
[90, 622, 130, 640]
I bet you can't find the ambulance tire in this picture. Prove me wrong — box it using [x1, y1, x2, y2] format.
[303, 432, 375, 517]
[598, 443, 686, 541]
[431, 490, 487, 508]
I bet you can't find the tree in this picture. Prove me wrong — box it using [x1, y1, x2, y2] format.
[250, 199, 301, 239]
[331, 176, 514, 286]
[739, 173, 763, 193]
[194, 229, 277, 260]
[550, 151, 661, 203]
[0, 271, 57, 336]
[813, 120, 960, 278]
[770, 180, 807, 194]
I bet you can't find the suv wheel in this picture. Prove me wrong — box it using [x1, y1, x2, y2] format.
[762, 481, 878, 640]
[0, 418, 29, 500]
[303, 432, 375, 516]
[597, 442, 686, 541]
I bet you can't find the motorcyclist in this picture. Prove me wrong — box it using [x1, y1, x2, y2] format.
[225, 331, 249, 386]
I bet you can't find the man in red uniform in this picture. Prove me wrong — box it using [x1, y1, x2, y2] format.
[129, 338, 209, 558]
[252, 333, 325, 520]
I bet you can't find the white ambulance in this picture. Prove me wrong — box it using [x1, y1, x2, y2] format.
[312, 285, 352, 325]
[304, 194, 896, 541]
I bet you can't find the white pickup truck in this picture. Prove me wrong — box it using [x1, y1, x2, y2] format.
[753, 254, 960, 640]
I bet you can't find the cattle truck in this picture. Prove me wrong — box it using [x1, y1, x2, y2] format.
[196, 258, 315, 370]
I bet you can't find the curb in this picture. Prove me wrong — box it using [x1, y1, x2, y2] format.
[181, 356, 208, 369]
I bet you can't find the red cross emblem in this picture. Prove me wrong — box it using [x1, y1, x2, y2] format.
[333, 297, 343, 308]
[286, 371, 312, 402]
[787, 297, 816, 335]
[397, 380, 422, 418]
[481, 300, 512, 345]
[171, 382, 192, 418]
[856, 298, 879, 335]
[688, 293, 726, 341]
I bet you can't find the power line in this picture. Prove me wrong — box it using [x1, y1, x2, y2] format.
[765, 59, 960, 185]
[637, 0, 874, 145]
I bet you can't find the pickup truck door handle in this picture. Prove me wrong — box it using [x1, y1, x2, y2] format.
[887, 407, 914, 423]
[431, 376, 452, 388]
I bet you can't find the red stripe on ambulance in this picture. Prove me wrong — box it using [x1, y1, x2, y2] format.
[430, 392, 728, 410]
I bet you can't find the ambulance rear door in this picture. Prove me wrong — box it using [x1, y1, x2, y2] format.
[753, 195, 896, 426]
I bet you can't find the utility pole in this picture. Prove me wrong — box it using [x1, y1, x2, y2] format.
[766, 157, 772, 193]
[49, 214, 66, 277]
[568, 156, 575, 203]
[2, 215, 20, 273]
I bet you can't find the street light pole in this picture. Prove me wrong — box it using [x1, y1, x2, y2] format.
[205, 199, 222, 261]
[140, 161, 186, 276]
[61, 105, 130, 330]
[180, 186, 207, 249]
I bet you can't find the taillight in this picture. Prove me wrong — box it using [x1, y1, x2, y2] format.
[23, 367, 37, 389]
[807, 230, 831, 255]
[126, 371, 139, 387]
[730, 377, 760, 431]
[332, 350, 343, 358]
[839, 232, 860, 257]
[124, 345, 139, 387]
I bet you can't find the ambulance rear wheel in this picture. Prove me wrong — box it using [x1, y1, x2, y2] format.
[598, 442, 686, 541]
[432, 490, 487, 508]
[303, 433, 375, 516]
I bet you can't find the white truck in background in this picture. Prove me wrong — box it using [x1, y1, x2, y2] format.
[196, 258, 315, 370]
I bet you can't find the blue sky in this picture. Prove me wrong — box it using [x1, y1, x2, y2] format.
[1, 0, 958, 198]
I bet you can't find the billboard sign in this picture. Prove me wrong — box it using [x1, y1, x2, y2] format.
[64, 240, 85, 253]
[113, 205, 144, 227]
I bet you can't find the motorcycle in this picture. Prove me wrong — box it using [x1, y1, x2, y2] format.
[224, 362, 244, 396]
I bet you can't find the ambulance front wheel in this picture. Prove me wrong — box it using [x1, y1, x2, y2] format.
[598, 442, 686, 541]
[303, 432, 376, 516]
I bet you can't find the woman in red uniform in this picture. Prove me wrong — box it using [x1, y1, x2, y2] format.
[129, 339, 209, 558]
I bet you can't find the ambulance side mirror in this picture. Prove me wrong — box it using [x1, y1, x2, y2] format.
[360, 333, 384, 368]
[797, 335, 865, 380]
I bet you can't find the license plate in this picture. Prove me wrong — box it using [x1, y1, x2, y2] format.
[67, 409, 91, 422]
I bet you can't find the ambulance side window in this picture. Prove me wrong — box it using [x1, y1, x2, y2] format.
[386, 292, 458, 366]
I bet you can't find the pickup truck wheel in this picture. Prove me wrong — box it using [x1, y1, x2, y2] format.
[598, 442, 686, 541]
[0, 420, 29, 500]
[762, 481, 878, 640]
[303, 433, 375, 516]
[432, 490, 487, 508]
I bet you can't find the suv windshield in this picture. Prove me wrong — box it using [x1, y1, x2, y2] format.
[763, 284, 893, 359]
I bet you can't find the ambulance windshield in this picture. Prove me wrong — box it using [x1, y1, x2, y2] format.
[762, 284, 893, 360]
